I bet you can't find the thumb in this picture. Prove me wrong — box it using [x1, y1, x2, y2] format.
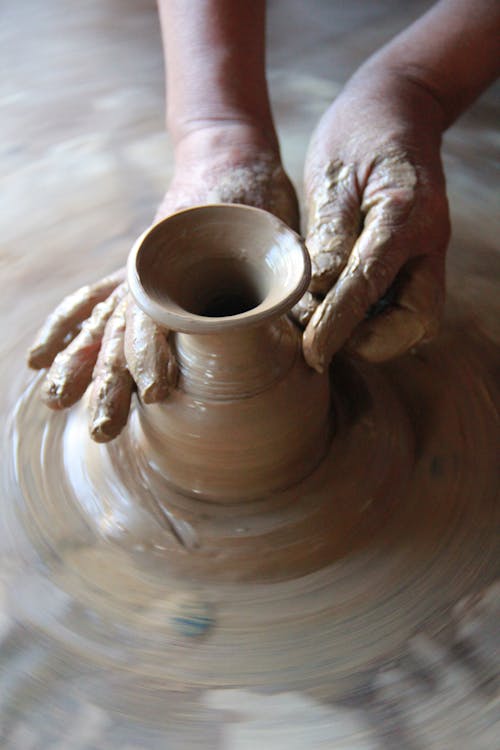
[346, 254, 445, 362]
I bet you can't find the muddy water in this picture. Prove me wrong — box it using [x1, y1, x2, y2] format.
[1, 1, 499, 747]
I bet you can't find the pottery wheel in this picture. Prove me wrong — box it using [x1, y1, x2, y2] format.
[1, 300, 499, 746]
[1, 1, 499, 747]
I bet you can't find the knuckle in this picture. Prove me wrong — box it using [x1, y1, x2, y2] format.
[361, 255, 395, 297]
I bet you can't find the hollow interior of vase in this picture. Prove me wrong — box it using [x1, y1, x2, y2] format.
[168, 256, 268, 318]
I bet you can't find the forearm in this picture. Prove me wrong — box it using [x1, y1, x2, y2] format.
[157, 0, 277, 149]
[352, 0, 500, 129]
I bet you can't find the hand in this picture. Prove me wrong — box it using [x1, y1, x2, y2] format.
[28, 125, 299, 442]
[293, 71, 450, 371]
[27, 271, 177, 442]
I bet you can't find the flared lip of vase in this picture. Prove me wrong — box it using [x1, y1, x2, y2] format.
[127, 204, 311, 333]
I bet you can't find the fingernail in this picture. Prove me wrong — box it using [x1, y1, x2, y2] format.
[302, 325, 326, 374]
[90, 415, 116, 443]
[140, 381, 167, 404]
[41, 378, 66, 409]
[139, 357, 178, 404]
[303, 344, 325, 374]
[27, 346, 47, 369]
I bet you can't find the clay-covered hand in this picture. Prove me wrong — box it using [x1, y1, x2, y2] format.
[28, 128, 299, 442]
[293, 72, 450, 371]
[155, 129, 299, 231]
[28, 271, 176, 442]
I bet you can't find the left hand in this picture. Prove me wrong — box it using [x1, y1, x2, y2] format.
[292, 70, 450, 371]
[28, 125, 299, 442]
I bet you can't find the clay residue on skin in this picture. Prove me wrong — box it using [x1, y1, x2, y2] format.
[290, 290, 319, 328]
[207, 158, 300, 232]
[33, 273, 176, 435]
[124, 300, 177, 404]
[302, 153, 423, 372]
[42, 282, 127, 409]
[158, 155, 300, 232]
[28, 268, 125, 369]
[88, 296, 133, 442]
[347, 256, 444, 361]
[305, 159, 361, 294]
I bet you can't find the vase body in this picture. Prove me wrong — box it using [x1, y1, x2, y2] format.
[134, 317, 330, 502]
[128, 204, 331, 503]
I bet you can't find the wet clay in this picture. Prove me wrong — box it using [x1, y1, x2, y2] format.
[299, 153, 448, 372]
[127, 205, 330, 501]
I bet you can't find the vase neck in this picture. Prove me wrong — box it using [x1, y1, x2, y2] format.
[174, 316, 299, 400]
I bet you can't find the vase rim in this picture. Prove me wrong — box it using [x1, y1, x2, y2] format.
[127, 204, 311, 333]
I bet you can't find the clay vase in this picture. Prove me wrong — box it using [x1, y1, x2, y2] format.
[127, 204, 331, 503]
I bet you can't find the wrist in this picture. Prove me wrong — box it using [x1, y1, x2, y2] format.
[171, 120, 281, 168]
[345, 0, 500, 131]
[160, 1, 277, 154]
[344, 63, 448, 139]
[364, 64, 446, 123]
[169, 110, 279, 150]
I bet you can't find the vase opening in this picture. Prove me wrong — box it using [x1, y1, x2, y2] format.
[128, 204, 310, 334]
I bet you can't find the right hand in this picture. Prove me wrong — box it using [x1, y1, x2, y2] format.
[28, 125, 299, 443]
[291, 72, 449, 372]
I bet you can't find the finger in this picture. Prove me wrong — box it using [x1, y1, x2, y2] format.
[41, 283, 127, 409]
[303, 158, 417, 372]
[28, 269, 126, 369]
[124, 300, 177, 403]
[290, 291, 321, 329]
[303, 238, 403, 373]
[347, 255, 445, 362]
[88, 298, 133, 443]
[305, 160, 361, 294]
